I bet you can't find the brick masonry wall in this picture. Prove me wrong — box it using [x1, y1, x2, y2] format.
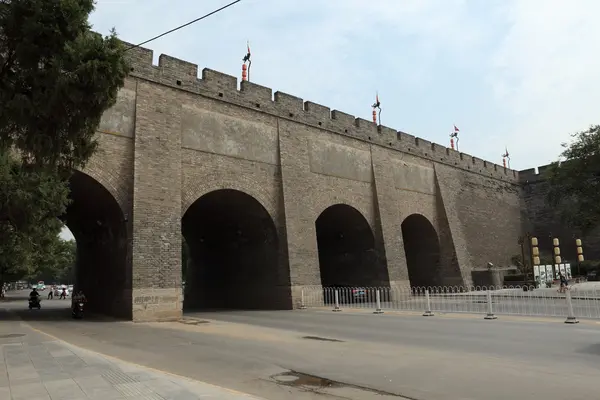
[435, 164, 526, 283]
[72, 41, 531, 321]
[520, 166, 600, 263]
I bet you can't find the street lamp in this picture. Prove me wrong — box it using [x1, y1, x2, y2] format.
[576, 238, 584, 276]
[553, 237, 562, 279]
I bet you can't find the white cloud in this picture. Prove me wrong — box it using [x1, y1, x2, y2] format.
[89, 0, 600, 170]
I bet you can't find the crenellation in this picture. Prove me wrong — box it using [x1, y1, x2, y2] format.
[397, 131, 414, 143]
[519, 168, 537, 182]
[158, 54, 198, 82]
[377, 125, 396, 144]
[303, 101, 331, 122]
[118, 39, 519, 182]
[274, 91, 304, 113]
[354, 118, 378, 141]
[240, 80, 273, 103]
[330, 110, 355, 128]
[431, 143, 445, 154]
[537, 165, 552, 176]
[444, 148, 462, 165]
[519, 163, 555, 183]
[122, 42, 153, 67]
[201, 68, 237, 92]
[417, 137, 433, 151]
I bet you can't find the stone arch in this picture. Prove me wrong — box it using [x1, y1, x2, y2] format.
[182, 188, 291, 310]
[63, 169, 130, 318]
[315, 203, 389, 288]
[77, 156, 130, 215]
[401, 213, 441, 288]
[182, 176, 278, 225]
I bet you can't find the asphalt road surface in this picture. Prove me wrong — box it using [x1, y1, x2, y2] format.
[4, 290, 600, 400]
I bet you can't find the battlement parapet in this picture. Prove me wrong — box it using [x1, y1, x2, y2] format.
[519, 160, 569, 183]
[121, 41, 518, 183]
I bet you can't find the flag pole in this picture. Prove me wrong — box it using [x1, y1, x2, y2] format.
[372, 93, 382, 125]
[502, 147, 510, 169]
[450, 125, 460, 151]
[242, 40, 251, 82]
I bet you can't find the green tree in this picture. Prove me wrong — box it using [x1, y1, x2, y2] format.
[0, 0, 129, 289]
[0, 153, 68, 286]
[28, 232, 76, 284]
[546, 125, 600, 234]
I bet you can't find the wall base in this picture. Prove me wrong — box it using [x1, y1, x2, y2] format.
[132, 288, 183, 322]
[291, 285, 323, 308]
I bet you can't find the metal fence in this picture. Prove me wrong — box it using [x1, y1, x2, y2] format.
[300, 285, 600, 321]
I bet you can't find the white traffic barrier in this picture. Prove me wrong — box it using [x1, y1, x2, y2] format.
[300, 289, 306, 309]
[484, 290, 497, 320]
[423, 289, 434, 316]
[374, 289, 384, 314]
[299, 284, 600, 320]
[564, 289, 579, 324]
[332, 289, 341, 312]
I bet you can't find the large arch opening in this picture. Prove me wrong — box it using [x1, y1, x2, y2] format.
[401, 214, 441, 288]
[182, 189, 289, 310]
[62, 170, 129, 318]
[315, 204, 389, 288]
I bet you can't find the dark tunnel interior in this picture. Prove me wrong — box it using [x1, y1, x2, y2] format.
[62, 170, 129, 318]
[401, 214, 442, 288]
[315, 204, 389, 288]
[182, 189, 291, 311]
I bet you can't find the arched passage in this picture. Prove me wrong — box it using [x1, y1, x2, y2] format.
[182, 189, 290, 310]
[62, 170, 129, 318]
[401, 214, 441, 287]
[315, 204, 388, 288]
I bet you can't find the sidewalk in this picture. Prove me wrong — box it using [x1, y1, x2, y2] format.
[0, 309, 263, 400]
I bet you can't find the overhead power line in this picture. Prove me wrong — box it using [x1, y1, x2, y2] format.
[125, 0, 243, 51]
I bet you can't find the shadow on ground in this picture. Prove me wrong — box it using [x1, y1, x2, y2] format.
[2, 292, 125, 323]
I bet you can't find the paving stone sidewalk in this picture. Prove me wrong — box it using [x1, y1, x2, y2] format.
[0, 311, 263, 400]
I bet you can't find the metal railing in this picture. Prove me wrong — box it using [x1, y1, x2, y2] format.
[300, 284, 600, 322]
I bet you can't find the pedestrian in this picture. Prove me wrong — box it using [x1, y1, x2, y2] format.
[559, 272, 569, 293]
[47, 286, 53, 299]
[59, 287, 67, 299]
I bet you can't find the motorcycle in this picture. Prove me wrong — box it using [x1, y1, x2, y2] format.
[72, 301, 85, 319]
[28, 297, 41, 310]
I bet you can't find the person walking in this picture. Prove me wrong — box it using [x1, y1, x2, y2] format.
[47, 286, 54, 299]
[559, 272, 569, 293]
[59, 287, 67, 299]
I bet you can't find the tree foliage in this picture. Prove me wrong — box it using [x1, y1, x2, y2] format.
[0, 152, 69, 284]
[546, 125, 600, 234]
[0, 0, 129, 169]
[0, 0, 129, 286]
[29, 235, 76, 283]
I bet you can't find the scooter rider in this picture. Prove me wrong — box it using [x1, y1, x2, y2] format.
[29, 288, 41, 307]
[29, 288, 40, 301]
[71, 290, 87, 312]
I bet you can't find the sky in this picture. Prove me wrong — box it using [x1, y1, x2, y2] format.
[61, 0, 599, 240]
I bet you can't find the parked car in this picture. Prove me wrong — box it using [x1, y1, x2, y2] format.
[325, 285, 369, 304]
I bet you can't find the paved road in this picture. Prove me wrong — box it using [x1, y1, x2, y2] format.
[4, 290, 600, 400]
[0, 304, 263, 399]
